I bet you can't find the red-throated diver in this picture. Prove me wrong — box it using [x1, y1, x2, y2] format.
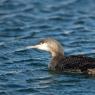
[26, 38, 95, 75]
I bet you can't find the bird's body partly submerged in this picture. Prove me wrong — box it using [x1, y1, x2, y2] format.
[49, 54, 95, 74]
[26, 38, 95, 75]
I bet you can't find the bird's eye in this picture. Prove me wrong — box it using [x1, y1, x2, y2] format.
[40, 41, 44, 44]
[39, 39, 47, 45]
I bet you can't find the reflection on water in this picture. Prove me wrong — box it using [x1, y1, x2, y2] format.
[0, 0, 95, 95]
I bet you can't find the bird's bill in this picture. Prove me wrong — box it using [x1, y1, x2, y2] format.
[16, 45, 40, 52]
[25, 43, 49, 51]
[25, 45, 40, 49]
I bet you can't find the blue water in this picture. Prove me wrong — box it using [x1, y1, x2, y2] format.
[0, 0, 95, 95]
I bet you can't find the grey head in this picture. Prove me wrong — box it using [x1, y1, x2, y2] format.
[26, 38, 64, 57]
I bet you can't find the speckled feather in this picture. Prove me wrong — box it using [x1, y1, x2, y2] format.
[49, 55, 95, 73]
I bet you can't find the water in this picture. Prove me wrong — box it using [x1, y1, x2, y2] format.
[0, 0, 95, 95]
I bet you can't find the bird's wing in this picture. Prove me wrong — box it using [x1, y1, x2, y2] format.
[58, 55, 95, 71]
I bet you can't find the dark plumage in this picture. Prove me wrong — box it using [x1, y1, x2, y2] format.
[49, 55, 95, 73]
[26, 38, 95, 75]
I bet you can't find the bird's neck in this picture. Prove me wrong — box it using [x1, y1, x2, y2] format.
[51, 51, 64, 58]
[51, 52, 64, 64]
[49, 47, 64, 65]
[48, 52, 64, 70]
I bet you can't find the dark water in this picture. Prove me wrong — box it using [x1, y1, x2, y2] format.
[0, 0, 95, 95]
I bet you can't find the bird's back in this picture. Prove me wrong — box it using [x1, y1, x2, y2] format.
[50, 55, 95, 74]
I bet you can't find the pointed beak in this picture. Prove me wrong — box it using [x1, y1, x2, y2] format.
[25, 45, 40, 49]
[16, 44, 40, 52]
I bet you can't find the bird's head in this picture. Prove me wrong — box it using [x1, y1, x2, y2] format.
[26, 38, 64, 57]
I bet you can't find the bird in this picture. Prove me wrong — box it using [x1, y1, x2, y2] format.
[26, 38, 95, 75]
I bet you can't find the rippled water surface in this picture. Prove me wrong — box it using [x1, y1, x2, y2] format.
[0, 0, 95, 95]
